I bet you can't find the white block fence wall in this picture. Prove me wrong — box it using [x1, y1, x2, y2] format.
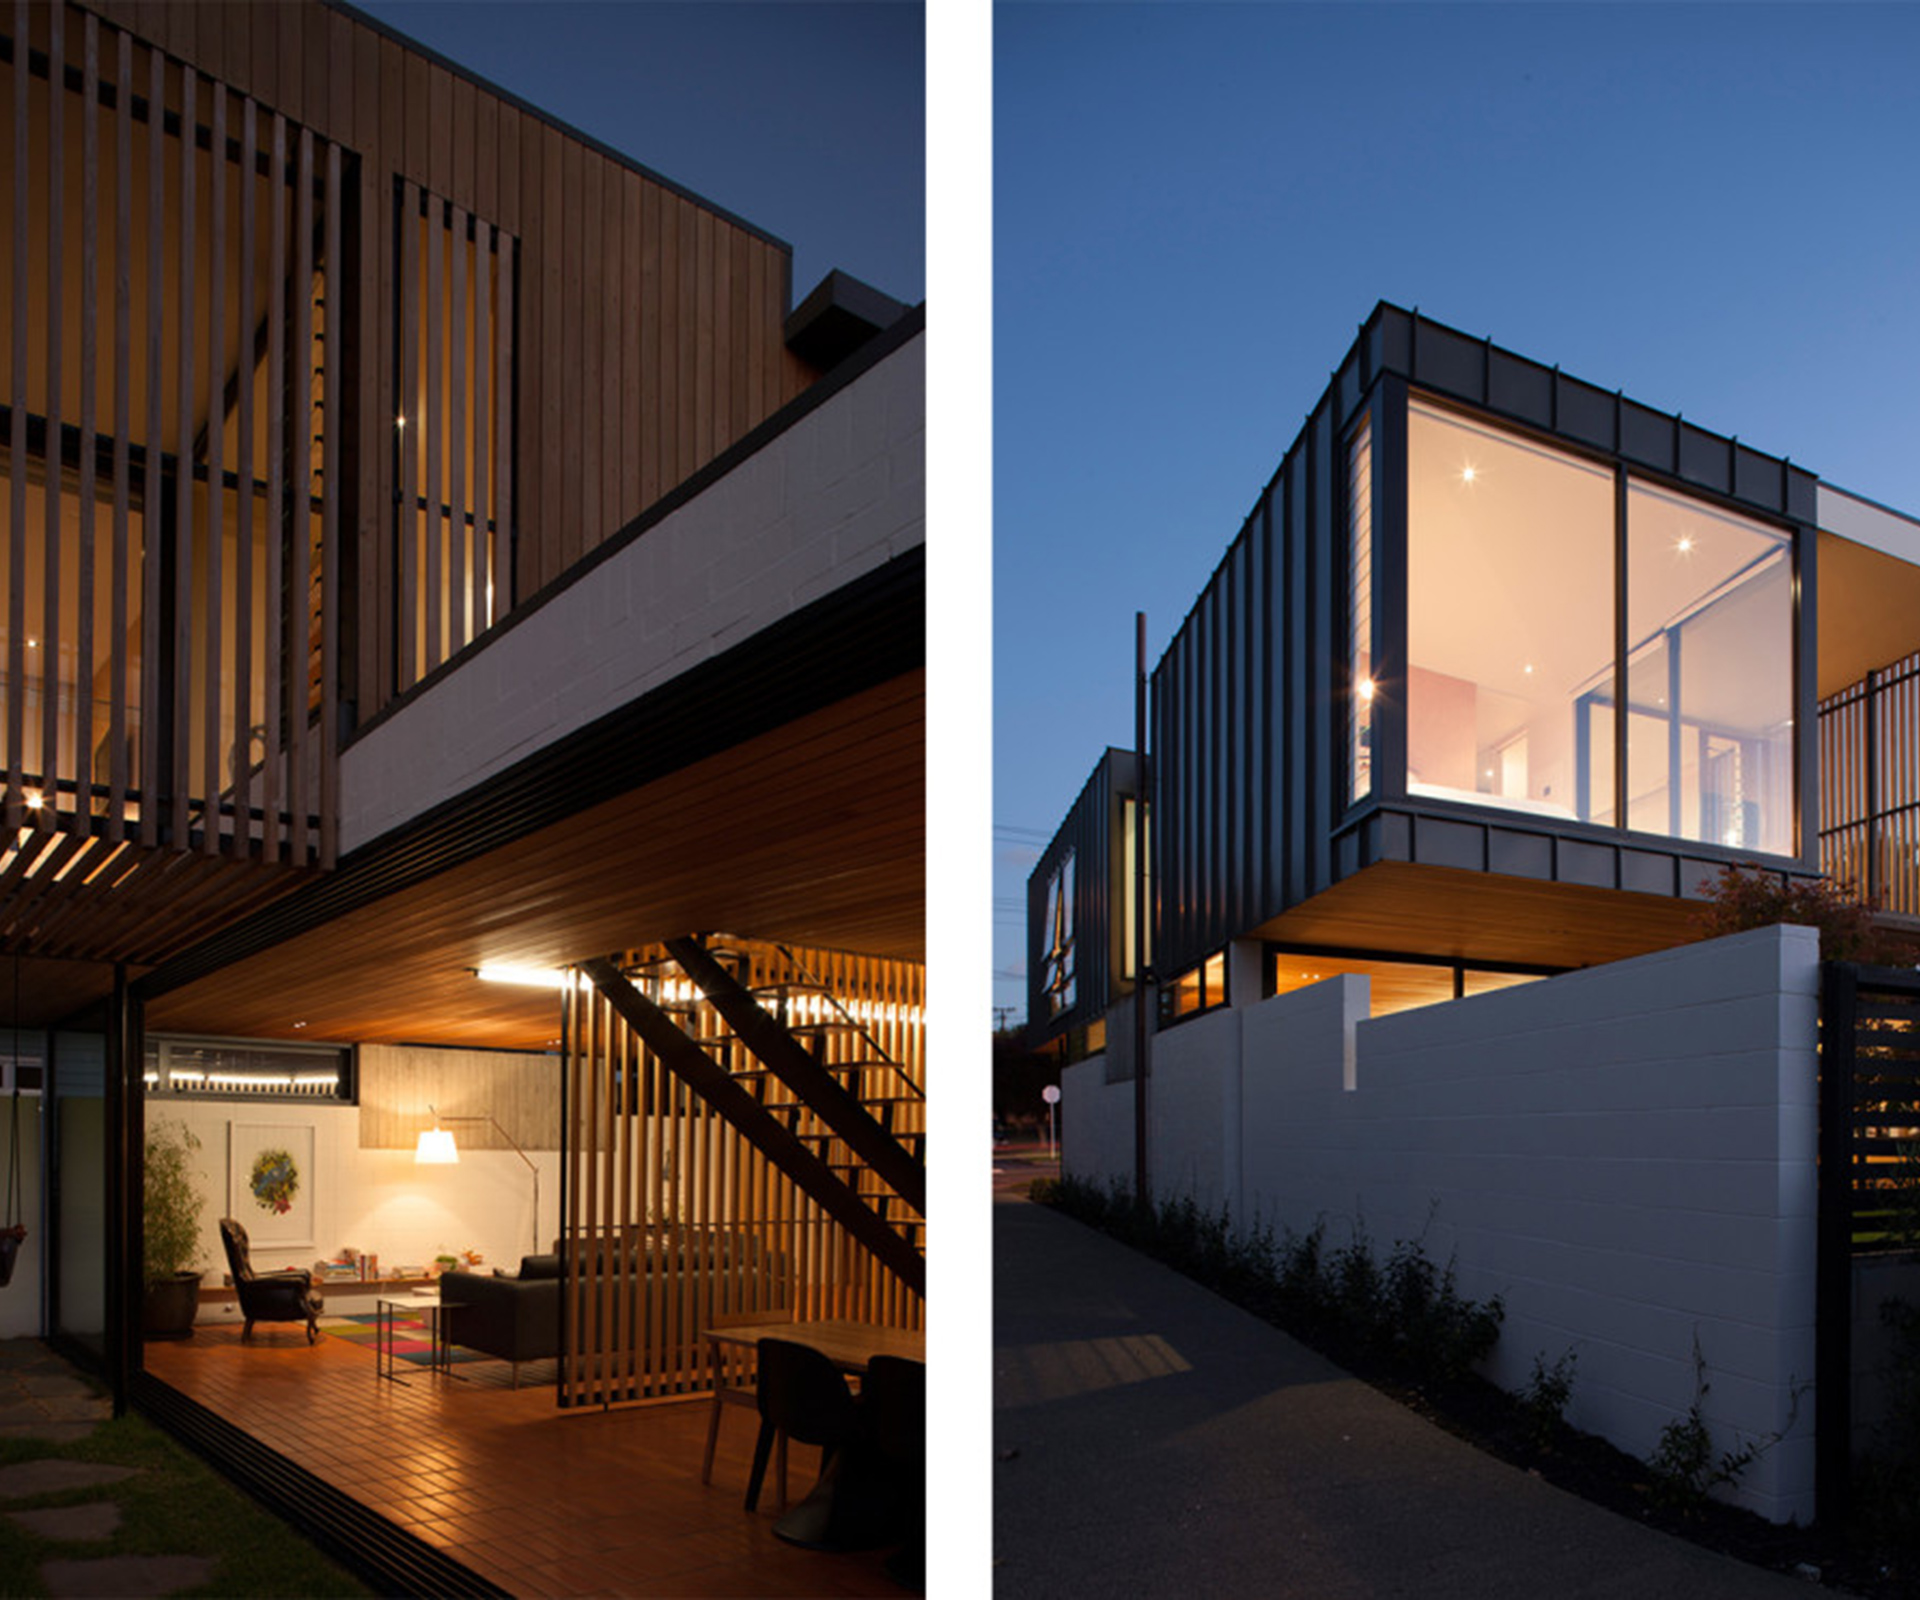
[1061, 923, 1823, 1524]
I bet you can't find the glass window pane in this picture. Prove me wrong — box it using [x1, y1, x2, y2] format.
[1407, 402, 1615, 823]
[1626, 483, 1793, 854]
[1348, 416, 1374, 803]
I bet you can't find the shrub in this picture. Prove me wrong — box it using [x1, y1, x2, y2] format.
[1693, 862, 1910, 964]
[1033, 1180, 1504, 1391]
[1521, 1348, 1578, 1452]
[1646, 1333, 1794, 1514]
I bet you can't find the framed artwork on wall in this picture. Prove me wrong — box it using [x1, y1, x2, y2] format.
[229, 1123, 316, 1251]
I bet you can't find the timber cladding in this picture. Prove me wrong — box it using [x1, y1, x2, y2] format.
[562, 940, 923, 1406]
[72, 0, 820, 725]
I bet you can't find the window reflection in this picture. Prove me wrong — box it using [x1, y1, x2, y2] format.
[1623, 483, 1793, 855]
[1406, 402, 1614, 823]
[1406, 400, 1795, 855]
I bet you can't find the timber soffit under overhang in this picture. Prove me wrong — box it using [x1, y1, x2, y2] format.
[139, 670, 921, 1046]
[134, 537, 924, 1014]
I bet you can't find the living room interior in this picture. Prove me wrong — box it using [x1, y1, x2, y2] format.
[115, 659, 926, 1594]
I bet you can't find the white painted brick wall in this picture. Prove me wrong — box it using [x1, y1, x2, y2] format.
[1063, 924, 1823, 1523]
[340, 332, 925, 853]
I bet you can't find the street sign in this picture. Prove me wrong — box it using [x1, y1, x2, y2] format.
[1041, 1085, 1061, 1104]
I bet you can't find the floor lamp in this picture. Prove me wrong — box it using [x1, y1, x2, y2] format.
[415, 1105, 541, 1257]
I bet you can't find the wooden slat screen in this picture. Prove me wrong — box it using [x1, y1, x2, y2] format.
[394, 181, 514, 692]
[0, 2, 343, 872]
[561, 939, 924, 1408]
[1819, 650, 1920, 917]
[1822, 964, 1920, 1252]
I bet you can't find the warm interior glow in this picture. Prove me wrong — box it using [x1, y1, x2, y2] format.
[415, 1126, 459, 1165]
[474, 963, 574, 990]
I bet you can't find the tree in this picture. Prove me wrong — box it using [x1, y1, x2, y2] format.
[1693, 863, 1916, 965]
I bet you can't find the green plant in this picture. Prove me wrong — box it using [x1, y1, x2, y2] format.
[1646, 1332, 1796, 1514]
[1034, 1178, 1504, 1391]
[1521, 1348, 1578, 1452]
[143, 1120, 206, 1282]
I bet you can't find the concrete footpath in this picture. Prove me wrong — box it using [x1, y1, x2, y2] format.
[993, 1198, 1819, 1599]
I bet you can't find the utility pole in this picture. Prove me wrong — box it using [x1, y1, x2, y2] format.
[1133, 611, 1151, 1212]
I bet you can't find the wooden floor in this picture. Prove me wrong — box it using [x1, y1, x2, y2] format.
[142, 1324, 905, 1597]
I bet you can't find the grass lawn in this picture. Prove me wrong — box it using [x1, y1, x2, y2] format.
[0, 1413, 371, 1598]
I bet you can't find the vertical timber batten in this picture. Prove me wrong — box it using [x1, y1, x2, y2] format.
[562, 944, 923, 1409]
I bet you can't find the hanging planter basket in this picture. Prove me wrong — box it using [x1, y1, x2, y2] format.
[0, 1225, 26, 1289]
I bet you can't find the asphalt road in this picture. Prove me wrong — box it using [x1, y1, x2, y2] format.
[993, 1196, 1819, 1599]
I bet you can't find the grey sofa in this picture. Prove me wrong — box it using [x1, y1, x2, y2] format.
[440, 1231, 789, 1387]
[439, 1254, 560, 1385]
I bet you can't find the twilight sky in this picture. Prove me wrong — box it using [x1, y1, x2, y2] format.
[355, 0, 925, 305]
[993, 0, 1920, 1027]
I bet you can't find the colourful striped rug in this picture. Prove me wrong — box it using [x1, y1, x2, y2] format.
[321, 1311, 486, 1366]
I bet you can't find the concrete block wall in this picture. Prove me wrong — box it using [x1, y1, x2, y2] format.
[1062, 924, 1823, 1523]
[341, 330, 925, 853]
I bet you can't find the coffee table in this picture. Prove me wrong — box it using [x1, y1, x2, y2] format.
[375, 1292, 464, 1384]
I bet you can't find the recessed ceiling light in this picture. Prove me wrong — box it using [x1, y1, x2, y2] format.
[1460, 464, 1478, 485]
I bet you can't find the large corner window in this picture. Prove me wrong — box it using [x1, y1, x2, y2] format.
[1406, 398, 1796, 854]
[1622, 484, 1792, 853]
[1407, 401, 1614, 823]
[1040, 851, 1077, 1018]
[1348, 415, 1375, 803]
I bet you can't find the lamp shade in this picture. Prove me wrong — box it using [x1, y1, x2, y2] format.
[415, 1126, 459, 1165]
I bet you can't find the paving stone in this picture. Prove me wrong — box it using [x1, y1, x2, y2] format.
[34, 1397, 111, 1422]
[0, 1338, 51, 1368]
[0, 1422, 101, 1446]
[0, 1460, 138, 1500]
[40, 1555, 217, 1598]
[8, 1501, 122, 1541]
[18, 1375, 102, 1401]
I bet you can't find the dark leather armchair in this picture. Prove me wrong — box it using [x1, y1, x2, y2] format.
[218, 1217, 324, 1344]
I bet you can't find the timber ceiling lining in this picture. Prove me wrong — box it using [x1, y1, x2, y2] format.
[1252, 860, 1704, 971]
[144, 672, 924, 1049]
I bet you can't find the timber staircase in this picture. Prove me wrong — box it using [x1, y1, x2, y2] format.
[579, 936, 926, 1295]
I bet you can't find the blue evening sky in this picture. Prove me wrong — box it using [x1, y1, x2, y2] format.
[354, 0, 925, 304]
[993, 0, 1920, 1028]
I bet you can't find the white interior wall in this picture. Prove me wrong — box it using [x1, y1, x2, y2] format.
[1063, 924, 1822, 1524]
[152, 1096, 561, 1313]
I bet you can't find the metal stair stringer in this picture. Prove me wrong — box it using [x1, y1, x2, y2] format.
[578, 957, 925, 1298]
[663, 936, 927, 1218]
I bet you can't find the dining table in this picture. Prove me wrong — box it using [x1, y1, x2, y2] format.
[699, 1317, 925, 1509]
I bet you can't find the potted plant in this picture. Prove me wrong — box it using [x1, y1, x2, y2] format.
[143, 1119, 206, 1340]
